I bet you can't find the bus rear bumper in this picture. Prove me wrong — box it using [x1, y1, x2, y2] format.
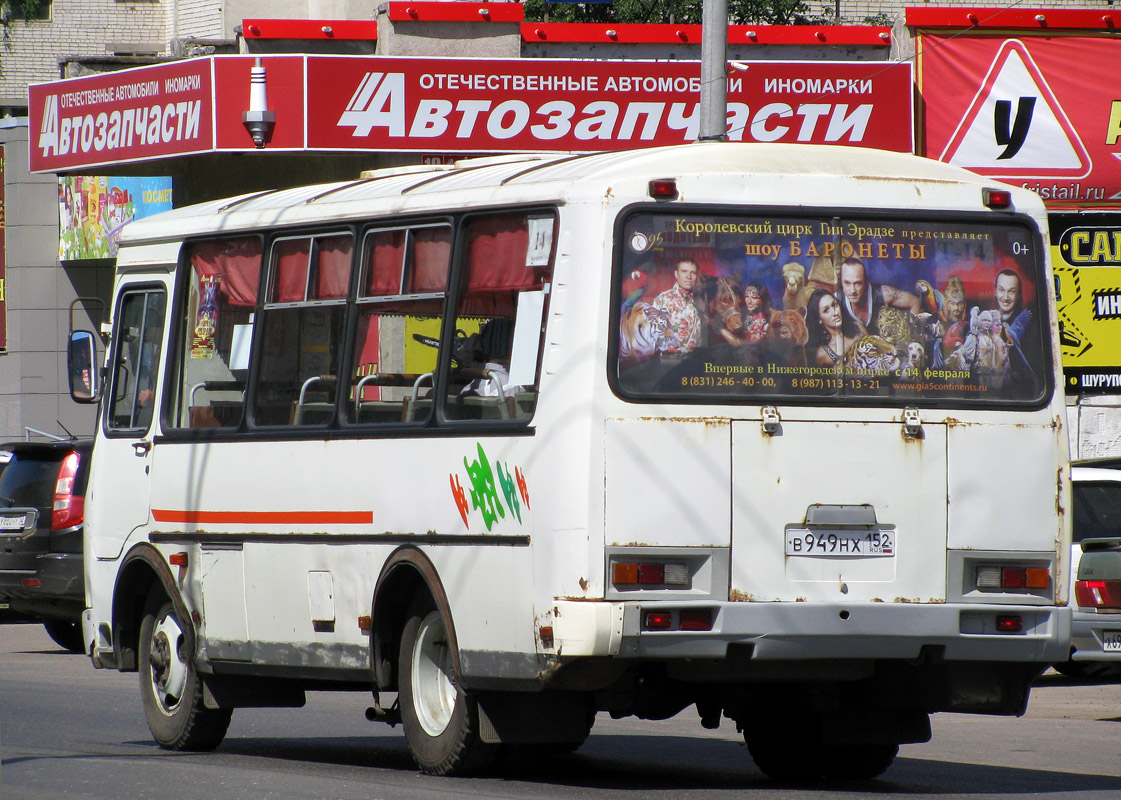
[553, 600, 1071, 664]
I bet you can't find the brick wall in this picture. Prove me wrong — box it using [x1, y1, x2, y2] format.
[175, 0, 223, 41]
[1, 0, 168, 108]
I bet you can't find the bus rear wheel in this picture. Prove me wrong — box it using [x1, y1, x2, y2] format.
[398, 598, 497, 775]
[138, 593, 232, 751]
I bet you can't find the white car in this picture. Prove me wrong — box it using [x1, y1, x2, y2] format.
[1059, 461, 1121, 677]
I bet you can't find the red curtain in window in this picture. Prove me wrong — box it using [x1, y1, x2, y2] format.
[315, 235, 353, 300]
[464, 217, 548, 291]
[273, 239, 310, 303]
[410, 228, 451, 293]
[364, 230, 406, 296]
[189, 238, 262, 307]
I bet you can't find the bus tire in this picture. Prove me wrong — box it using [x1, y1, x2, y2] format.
[138, 592, 232, 751]
[399, 597, 497, 775]
[747, 737, 815, 781]
[821, 744, 898, 780]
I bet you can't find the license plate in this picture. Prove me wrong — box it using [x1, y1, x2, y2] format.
[1103, 631, 1121, 652]
[0, 514, 27, 531]
[785, 529, 895, 557]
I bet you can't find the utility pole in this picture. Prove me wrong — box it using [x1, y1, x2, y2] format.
[698, 0, 728, 141]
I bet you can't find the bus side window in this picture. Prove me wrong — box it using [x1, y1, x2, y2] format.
[347, 225, 450, 425]
[107, 288, 166, 432]
[252, 233, 353, 427]
[168, 237, 262, 430]
[443, 213, 554, 422]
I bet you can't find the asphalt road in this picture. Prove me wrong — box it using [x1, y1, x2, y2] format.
[3, 621, 1121, 800]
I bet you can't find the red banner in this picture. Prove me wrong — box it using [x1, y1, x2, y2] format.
[29, 60, 214, 172]
[29, 55, 913, 172]
[918, 34, 1121, 208]
[305, 56, 913, 153]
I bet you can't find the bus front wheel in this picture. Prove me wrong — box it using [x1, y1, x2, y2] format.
[398, 598, 497, 775]
[138, 593, 231, 751]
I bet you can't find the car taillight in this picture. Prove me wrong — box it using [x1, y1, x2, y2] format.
[1075, 579, 1121, 609]
[52, 451, 84, 531]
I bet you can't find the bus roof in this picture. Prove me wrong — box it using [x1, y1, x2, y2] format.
[119, 142, 1043, 246]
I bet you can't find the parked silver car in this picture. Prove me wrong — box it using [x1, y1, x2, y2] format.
[1057, 460, 1121, 677]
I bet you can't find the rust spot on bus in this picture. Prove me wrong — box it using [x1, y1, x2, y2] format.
[729, 589, 754, 602]
[579, 577, 588, 592]
[1056, 466, 1066, 517]
[630, 415, 729, 428]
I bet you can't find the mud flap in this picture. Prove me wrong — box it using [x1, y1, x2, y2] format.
[201, 674, 307, 709]
[476, 691, 591, 744]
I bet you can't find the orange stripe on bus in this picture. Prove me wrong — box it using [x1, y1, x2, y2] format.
[151, 509, 373, 525]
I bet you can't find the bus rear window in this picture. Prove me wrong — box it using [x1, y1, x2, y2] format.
[613, 211, 1050, 406]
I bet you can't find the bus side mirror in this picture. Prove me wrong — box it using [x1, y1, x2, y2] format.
[68, 330, 100, 403]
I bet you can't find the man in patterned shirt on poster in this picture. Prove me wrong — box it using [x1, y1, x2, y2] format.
[652, 259, 703, 359]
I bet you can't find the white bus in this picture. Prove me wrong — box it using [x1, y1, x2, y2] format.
[71, 143, 1071, 781]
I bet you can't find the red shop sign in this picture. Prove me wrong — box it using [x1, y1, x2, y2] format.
[30, 60, 215, 172]
[306, 56, 913, 153]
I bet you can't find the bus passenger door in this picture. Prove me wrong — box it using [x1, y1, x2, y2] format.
[88, 284, 168, 560]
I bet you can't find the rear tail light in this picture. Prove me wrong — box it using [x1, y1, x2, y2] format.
[975, 565, 1050, 590]
[641, 608, 715, 631]
[612, 561, 690, 588]
[1075, 579, 1121, 609]
[995, 614, 1023, 632]
[679, 609, 714, 631]
[52, 451, 84, 531]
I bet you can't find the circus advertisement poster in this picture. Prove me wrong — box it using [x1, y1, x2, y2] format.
[614, 211, 1049, 405]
